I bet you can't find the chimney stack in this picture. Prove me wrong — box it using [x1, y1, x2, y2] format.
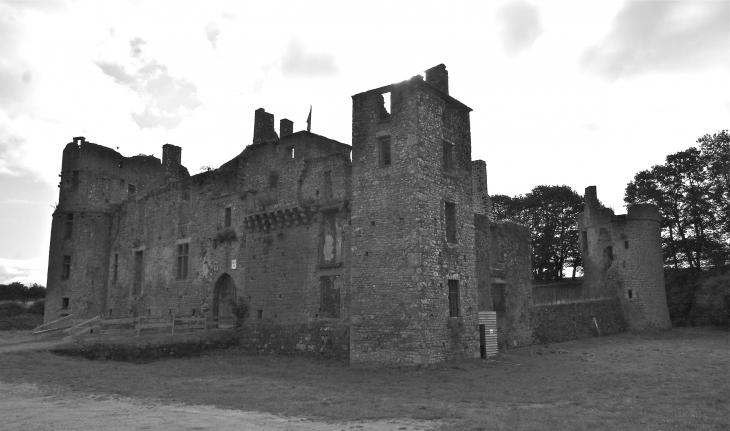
[280, 119, 293, 138]
[425, 64, 449, 95]
[253, 108, 279, 144]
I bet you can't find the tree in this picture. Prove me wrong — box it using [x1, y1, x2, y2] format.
[493, 186, 585, 281]
[625, 130, 730, 269]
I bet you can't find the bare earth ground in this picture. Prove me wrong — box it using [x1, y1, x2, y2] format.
[0, 327, 728, 431]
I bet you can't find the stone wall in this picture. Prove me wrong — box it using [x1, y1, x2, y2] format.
[531, 298, 628, 344]
[238, 320, 349, 361]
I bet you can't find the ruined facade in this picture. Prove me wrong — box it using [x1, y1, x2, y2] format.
[577, 186, 671, 330]
[45, 65, 667, 365]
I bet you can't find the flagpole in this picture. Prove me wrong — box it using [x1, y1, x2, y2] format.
[306, 105, 312, 132]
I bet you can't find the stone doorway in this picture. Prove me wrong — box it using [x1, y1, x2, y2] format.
[212, 273, 236, 317]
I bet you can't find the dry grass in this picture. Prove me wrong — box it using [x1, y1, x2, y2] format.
[1, 327, 728, 430]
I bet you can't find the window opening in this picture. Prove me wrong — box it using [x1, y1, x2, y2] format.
[224, 207, 232, 227]
[379, 137, 391, 166]
[323, 171, 332, 198]
[177, 243, 189, 279]
[133, 251, 144, 295]
[181, 186, 190, 201]
[61, 297, 69, 309]
[289, 147, 294, 158]
[128, 184, 137, 196]
[624, 240, 629, 249]
[320, 276, 340, 318]
[65, 213, 74, 239]
[448, 280, 460, 317]
[442, 141, 453, 172]
[71, 171, 79, 190]
[628, 289, 634, 299]
[61, 256, 71, 280]
[320, 211, 339, 265]
[112, 254, 119, 284]
[442, 106, 453, 129]
[379, 92, 391, 121]
[581, 231, 588, 251]
[493, 284, 506, 311]
[257, 310, 263, 319]
[445, 202, 457, 243]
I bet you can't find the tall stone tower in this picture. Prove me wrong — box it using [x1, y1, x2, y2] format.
[45, 137, 182, 323]
[577, 186, 671, 330]
[347, 65, 480, 365]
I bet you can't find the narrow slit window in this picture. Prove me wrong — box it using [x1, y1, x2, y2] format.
[65, 213, 74, 239]
[320, 276, 340, 318]
[224, 207, 232, 228]
[112, 254, 119, 284]
[445, 201, 457, 243]
[61, 255, 71, 280]
[177, 243, 189, 280]
[71, 171, 79, 190]
[624, 240, 629, 249]
[133, 251, 144, 295]
[448, 280, 460, 317]
[442, 141, 453, 172]
[582, 231, 588, 251]
[379, 137, 391, 166]
[62, 297, 69, 309]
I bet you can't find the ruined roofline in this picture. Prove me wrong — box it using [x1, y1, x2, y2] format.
[65, 136, 166, 165]
[351, 75, 472, 112]
[578, 186, 660, 229]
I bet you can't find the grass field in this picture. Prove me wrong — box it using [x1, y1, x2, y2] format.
[1, 327, 728, 430]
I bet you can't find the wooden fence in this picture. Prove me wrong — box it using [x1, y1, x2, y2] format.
[34, 314, 236, 341]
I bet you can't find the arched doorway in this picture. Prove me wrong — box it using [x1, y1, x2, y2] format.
[212, 273, 236, 317]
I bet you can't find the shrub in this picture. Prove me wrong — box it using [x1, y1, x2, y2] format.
[0, 302, 26, 318]
[214, 228, 238, 248]
[27, 299, 45, 315]
[229, 297, 249, 330]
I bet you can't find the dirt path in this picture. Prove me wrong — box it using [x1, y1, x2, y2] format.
[0, 331, 67, 353]
[1, 382, 437, 431]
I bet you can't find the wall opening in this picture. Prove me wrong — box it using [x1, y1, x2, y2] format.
[379, 92, 391, 121]
[177, 243, 189, 279]
[257, 309, 263, 319]
[604, 246, 614, 269]
[65, 213, 74, 239]
[448, 280, 460, 317]
[212, 273, 235, 317]
[379, 137, 391, 166]
[133, 251, 143, 295]
[445, 201, 457, 243]
[492, 284, 506, 312]
[624, 240, 629, 249]
[224, 207, 232, 227]
[323, 171, 332, 198]
[320, 276, 341, 318]
[128, 184, 137, 196]
[112, 254, 118, 284]
[61, 297, 69, 309]
[61, 256, 71, 280]
[581, 231, 588, 251]
[627, 289, 634, 299]
[442, 141, 453, 172]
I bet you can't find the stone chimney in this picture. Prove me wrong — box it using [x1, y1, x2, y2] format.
[280, 119, 293, 138]
[253, 108, 279, 144]
[472, 160, 493, 221]
[584, 186, 599, 217]
[162, 144, 182, 167]
[425, 64, 449, 95]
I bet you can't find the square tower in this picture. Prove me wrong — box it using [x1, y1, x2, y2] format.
[348, 67, 479, 365]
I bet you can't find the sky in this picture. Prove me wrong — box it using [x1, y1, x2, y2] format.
[0, 0, 728, 285]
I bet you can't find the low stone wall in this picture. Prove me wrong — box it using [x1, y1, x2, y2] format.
[238, 320, 349, 361]
[531, 298, 628, 344]
[51, 332, 239, 363]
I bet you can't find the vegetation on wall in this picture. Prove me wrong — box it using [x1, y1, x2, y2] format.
[214, 228, 237, 248]
[625, 130, 729, 270]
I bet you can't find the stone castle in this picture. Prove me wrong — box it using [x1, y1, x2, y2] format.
[45, 65, 669, 365]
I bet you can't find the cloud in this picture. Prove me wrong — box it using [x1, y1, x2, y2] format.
[205, 22, 220, 49]
[0, 5, 39, 117]
[580, 1, 730, 80]
[281, 40, 338, 77]
[0, 127, 27, 177]
[95, 38, 202, 130]
[0, 257, 46, 285]
[496, 1, 544, 56]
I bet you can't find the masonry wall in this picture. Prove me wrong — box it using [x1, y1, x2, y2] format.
[348, 76, 479, 365]
[531, 298, 628, 343]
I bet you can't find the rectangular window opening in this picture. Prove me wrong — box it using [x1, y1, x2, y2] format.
[379, 137, 391, 167]
[627, 289, 634, 299]
[493, 284, 506, 312]
[445, 202, 457, 243]
[65, 213, 74, 239]
[113, 254, 119, 284]
[181, 186, 190, 201]
[177, 244, 189, 280]
[448, 280, 460, 317]
[257, 310, 263, 319]
[61, 255, 71, 280]
[224, 207, 232, 228]
[128, 184, 137, 196]
[61, 297, 69, 309]
[133, 251, 144, 295]
[289, 147, 294, 158]
[323, 171, 333, 198]
[624, 240, 629, 249]
[442, 141, 453, 172]
[320, 276, 340, 318]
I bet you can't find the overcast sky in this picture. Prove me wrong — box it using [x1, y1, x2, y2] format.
[1, 0, 728, 285]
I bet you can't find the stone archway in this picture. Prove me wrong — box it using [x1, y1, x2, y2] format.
[212, 273, 236, 317]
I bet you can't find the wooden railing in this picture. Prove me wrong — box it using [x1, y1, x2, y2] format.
[33, 314, 74, 336]
[58, 314, 236, 341]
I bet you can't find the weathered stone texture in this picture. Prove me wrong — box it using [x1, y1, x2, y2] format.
[531, 298, 628, 343]
[577, 186, 671, 330]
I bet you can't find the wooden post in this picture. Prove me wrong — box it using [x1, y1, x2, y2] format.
[171, 313, 175, 335]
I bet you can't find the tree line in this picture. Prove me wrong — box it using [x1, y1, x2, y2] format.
[0, 282, 46, 303]
[493, 130, 729, 280]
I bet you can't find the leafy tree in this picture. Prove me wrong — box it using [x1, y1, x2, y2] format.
[625, 130, 730, 269]
[493, 185, 585, 281]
